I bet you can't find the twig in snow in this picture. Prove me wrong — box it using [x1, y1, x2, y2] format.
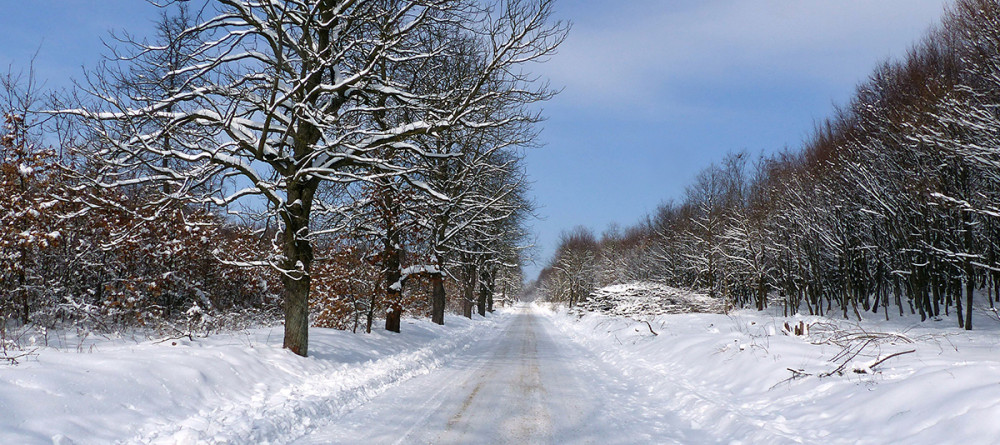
[770, 368, 813, 390]
[643, 320, 658, 336]
[821, 338, 876, 377]
[1, 347, 37, 365]
[869, 349, 916, 370]
[787, 367, 812, 378]
[153, 329, 194, 344]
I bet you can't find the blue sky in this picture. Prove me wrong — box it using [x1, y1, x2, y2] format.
[0, 1, 161, 86]
[525, 0, 954, 278]
[0, 0, 954, 280]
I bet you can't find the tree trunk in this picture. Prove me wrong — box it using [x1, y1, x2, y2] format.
[431, 272, 446, 325]
[477, 269, 489, 317]
[965, 274, 974, 331]
[282, 265, 311, 356]
[281, 196, 315, 357]
[385, 302, 402, 332]
[384, 240, 402, 333]
[756, 279, 766, 311]
[894, 278, 904, 317]
[501, 280, 508, 308]
[955, 281, 965, 329]
[462, 295, 473, 318]
[931, 275, 941, 318]
[381, 183, 403, 333]
[366, 292, 376, 334]
[462, 262, 477, 319]
[280, 168, 321, 356]
[19, 290, 29, 325]
[486, 268, 497, 313]
[993, 272, 1000, 304]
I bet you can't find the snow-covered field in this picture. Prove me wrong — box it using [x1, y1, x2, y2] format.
[0, 313, 508, 444]
[5, 292, 1000, 444]
[545, 299, 1000, 444]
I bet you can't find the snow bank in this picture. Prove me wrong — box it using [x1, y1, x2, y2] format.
[540, 303, 1000, 444]
[579, 281, 721, 317]
[0, 313, 508, 445]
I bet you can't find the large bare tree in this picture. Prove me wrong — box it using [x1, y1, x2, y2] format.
[63, 0, 566, 356]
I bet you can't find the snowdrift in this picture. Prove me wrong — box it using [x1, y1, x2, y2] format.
[579, 281, 721, 317]
[542, 302, 1000, 445]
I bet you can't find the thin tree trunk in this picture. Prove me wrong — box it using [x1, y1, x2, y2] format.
[955, 282, 965, 329]
[931, 275, 941, 318]
[989, 275, 994, 309]
[366, 292, 375, 334]
[965, 274, 974, 331]
[894, 278, 904, 317]
[884, 282, 890, 321]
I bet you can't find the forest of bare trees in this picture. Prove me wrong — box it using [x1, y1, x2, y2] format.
[533, 0, 1000, 330]
[1, 0, 565, 357]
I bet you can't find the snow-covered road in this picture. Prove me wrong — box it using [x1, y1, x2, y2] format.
[296, 307, 708, 444]
[7, 301, 1000, 444]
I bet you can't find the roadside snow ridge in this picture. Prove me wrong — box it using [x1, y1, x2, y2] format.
[579, 281, 721, 317]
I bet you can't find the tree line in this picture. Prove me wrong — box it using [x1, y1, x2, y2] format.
[2, 0, 566, 356]
[532, 0, 1000, 330]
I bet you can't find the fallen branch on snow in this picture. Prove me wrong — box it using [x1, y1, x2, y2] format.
[822, 348, 916, 377]
[2, 348, 37, 365]
[868, 349, 916, 371]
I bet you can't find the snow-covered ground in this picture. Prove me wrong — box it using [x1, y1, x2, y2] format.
[5, 296, 1000, 444]
[293, 306, 712, 444]
[545, 300, 1000, 444]
[0, 313, 508, 444]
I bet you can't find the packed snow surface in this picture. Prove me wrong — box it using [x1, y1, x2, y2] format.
[294, 307, 710, 444]
[0, 314, 507, 444]
[5, 298, 1000, 444]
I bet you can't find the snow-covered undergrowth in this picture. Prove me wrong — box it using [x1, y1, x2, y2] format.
[543, 302, 1000, 444]
[578, 281, 721, 316]
[0, 312, 508, 445]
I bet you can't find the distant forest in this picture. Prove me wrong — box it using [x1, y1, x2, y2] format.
[532, 0, 1000, 329]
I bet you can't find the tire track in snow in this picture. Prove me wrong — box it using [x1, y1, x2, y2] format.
[294, 306, 706, 444]
[126, 315, 509, 445]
